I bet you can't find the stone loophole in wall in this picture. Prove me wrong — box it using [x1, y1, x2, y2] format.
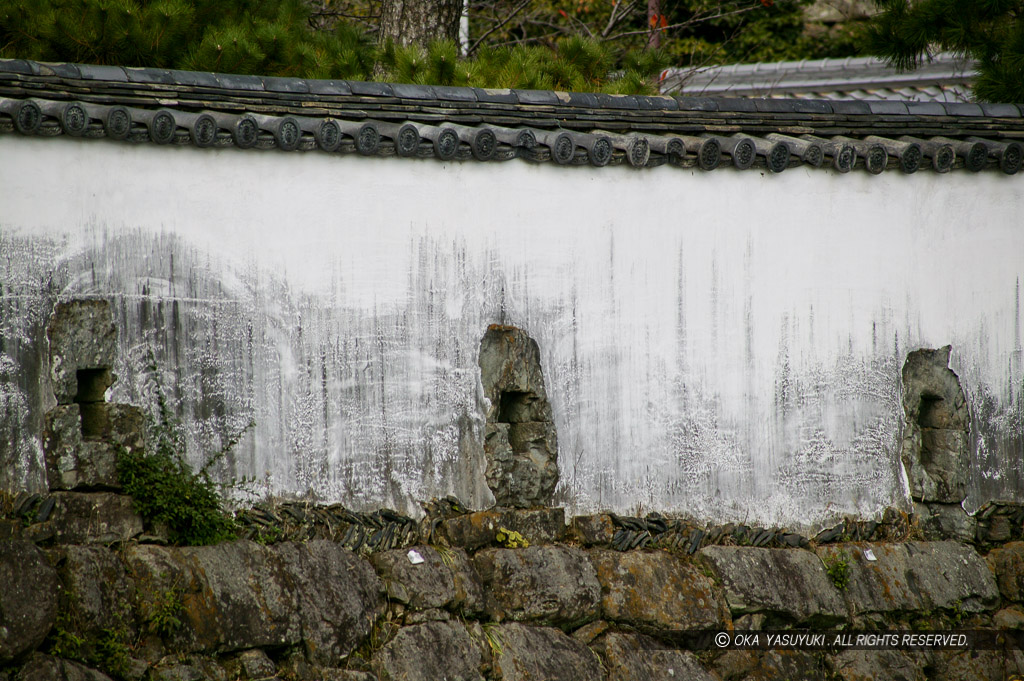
[900, 346, 969, 505]
[74, 368, 110, 439]
[478, 326, 559, 508]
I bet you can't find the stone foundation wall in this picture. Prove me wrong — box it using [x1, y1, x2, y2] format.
[3, 499, 1024, 681]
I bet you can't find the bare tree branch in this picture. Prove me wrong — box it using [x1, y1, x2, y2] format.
[467, 0, 532, 55]
[603, 4, 758, 43]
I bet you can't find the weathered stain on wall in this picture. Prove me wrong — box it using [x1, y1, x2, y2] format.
[1, 136, 1022, 527]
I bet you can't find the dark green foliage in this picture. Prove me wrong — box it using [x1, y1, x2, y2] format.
[117, 443, 237, 546]
[373, 36, 667, 93]
[867, 0, 1024, 102]
[0, 0, 831, 93]
[0, 0, 377, 79]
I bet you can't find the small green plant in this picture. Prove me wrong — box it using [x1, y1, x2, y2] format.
[495, 527, 529, 548]
[48, 611, 134, 679]
[433, 544, 456, 568]
[147, 585, 185, 638]
[482, 622, 504, 658]
[93, 627, 132, 679]
[948, 599, 965, 626]
[117, 443, 238, 546]
[253, 524, 283, 546]
[49, 612, 85, 660]
[823, 552, 850, 591]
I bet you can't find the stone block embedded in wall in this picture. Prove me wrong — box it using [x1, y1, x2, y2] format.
[914, 502, 976, 543]
[13, 653, 115, 681]
[52, 545, 139, 649]
[478, 326, 559, 508]
[590, 549, 728, 632]
[370, 545, 485, 616]
[569, 514, 616, 546]
[370, 621, 485, 681]
[439, 507, 565, 551]
[49, 491, 143, 544]
[0, 541, 58, 663]
[711, 649, 831, 681]
[473, 545, 601, 627]
[900, 346, 970, 503]
[127, 540, 385, 665]
[491, 623, 604, 681]
[46, 300, 118, 406]
[830, 649, 927, 681]
[43, 404, 145, 491]
[597, 631, 718, 681]
[987, 542, 1024, 602]
[699, 546, 847, 626]
[817, 541, 998, 617]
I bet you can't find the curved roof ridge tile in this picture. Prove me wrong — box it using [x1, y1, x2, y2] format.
[0, 60, 1022, 177]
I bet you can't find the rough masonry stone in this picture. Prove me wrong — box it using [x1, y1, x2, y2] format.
[987, 541, 1024, 602]
[127, 540, 385, 664]
[370, 545, 484, 616]
[817, 541, 998, 616]
[49, 491, 143, 544]
[14, 653, 114, 681]
[473, 545, 600, 626]
[371, 621, 484, 681]
[0, 541, 58, 663]
[590, 549, 728, 631]
[914, 502, 976, 543]
[597, 631, 718, 681]
[440, 507, 565, 551]
[47, 300, 117, 406]
[700, 546, 847, 625]
[43, 403, 145, 491]
[492, 623, 604, 681]
[53, 545, 139, 646]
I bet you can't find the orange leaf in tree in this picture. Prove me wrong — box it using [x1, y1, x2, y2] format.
[559, 8, 568, 17]
[649, 14, 658, 27]
[760, 0, 773, 5]
[659, 14, 668, 28]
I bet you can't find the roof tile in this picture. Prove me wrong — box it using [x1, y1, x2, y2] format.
[307, 79, 353, 96]
[166, 69, 220, 88]
[943, 102, 984, 117]
[905, 101, 947, 116]
[0, 59, 36, 76]
[867, 101, 908, 115]
[349, 81, 394, 97]
[829, 100, 871, 115]
[433, 85, 477, 102]
[214, 73, 264, 91]
[473, 88, 519, 104]
[263, 76, 310, 94]
[715, 98, 757, 113]
[634, 95, 679, 111]
[124, 67, 177, 85]
[392, 83, 437, 100]
[74, 64, 124, 81]
[674, 97, 719, 112]
[563, 92, 601, 108]
[593, 93, 638, 109]
[514, 89, 560, 105]
[1, 58, 1021, 178]
[980, 103, 1021, 117]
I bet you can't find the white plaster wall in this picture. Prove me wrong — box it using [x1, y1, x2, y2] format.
[1, 135, 1021, 527]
